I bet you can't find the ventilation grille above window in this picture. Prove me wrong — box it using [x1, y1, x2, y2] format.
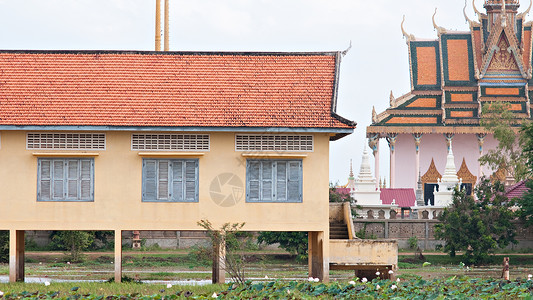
[235, 135, 313, 151]
[27, 133, 106, 150]
[132, 134, 210, 151]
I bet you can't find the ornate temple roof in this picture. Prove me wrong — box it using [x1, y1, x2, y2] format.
[368, 0, 533, 136]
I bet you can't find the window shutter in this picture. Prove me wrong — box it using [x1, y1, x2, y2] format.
[143, 160, 157, 200]
[184, 160, 196, 201]
[66, 160, 79, 199]
[261, 161, 273, 201]
[157, 161, 170, 200]
[172, 161, 184, 202]
[247, 161, 260, 201]
[287, 161, 302, 201]
[276, 161, 287, 201]
[80, 160, 92, 200]
[52, 160, 65, 200]
[39, 160, 52, 200]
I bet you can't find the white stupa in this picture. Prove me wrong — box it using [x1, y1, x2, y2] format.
[433, 144, 461, 207]
[351, 144, 398, 219]
[352, 146, 381, 206]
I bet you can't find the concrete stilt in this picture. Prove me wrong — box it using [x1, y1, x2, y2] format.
[114, 230, 122, 283]
[9, 230, 25, 283]
[212, 238, 226, 284]
[308, 231, 329, 282]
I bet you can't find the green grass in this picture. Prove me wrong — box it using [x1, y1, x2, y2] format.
[399, 254, 533, 266]
[0, 282, 226, 296]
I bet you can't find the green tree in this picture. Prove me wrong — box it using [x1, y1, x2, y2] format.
[435, 179, 516, 265]
[52, 231, 94, 262]
[0, 231, 8, 263]
[197, 220, 252, 285]
[257, 231, 308, 261]
[329, 182, 353, 203]
[479, 102, 529, 182]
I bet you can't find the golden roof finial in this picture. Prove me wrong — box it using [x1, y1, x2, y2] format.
[401, 15, 415, 44]
[502, 0, 507, 27]
[518, 0, 533, 18]
[389, 91, 395, 107]
[464, 0, 474, 26]
[472, 0, 483, 22]
[432, 8, 447, 34]
[372, 106, 378, 124]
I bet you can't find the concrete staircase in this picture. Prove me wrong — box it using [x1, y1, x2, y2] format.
[329, 222, 349, 239]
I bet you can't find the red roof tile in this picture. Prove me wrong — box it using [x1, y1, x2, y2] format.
[380, 188, 416, 208]
[0, 51, 355, 130]
[505, 180, 529, 200]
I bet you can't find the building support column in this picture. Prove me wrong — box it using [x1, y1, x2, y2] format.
[477, 133, 486, 182]
[9, 230, 24, 283]
[368, 135, 380, 189]
[444, 133, 454, 152]
[212, 238, 226, 284]
[114, 230, 122, 283]
[308, 231, 329, 282]
[413, 133, 423, 189]
[386, 134, 398, 188]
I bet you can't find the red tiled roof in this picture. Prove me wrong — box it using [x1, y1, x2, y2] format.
[380, 188, 416, 208]
[0, 51, 355, 130]
[505, 180, 529, 200]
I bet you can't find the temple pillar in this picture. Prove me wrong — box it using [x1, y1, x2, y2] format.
[368, 135, 380, 189]
[308, 231, 329, 282]
[477, 133, 486, 182]
[444, 133, 454, 152]
[386, 134, 398, 188]
[212, 238, 226, 284]
[9, 230, 24, 283]
[114, 230, 122, 283]
[413, 133, 423, 189]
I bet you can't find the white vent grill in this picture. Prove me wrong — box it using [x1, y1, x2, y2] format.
[132, 134, 210, 151]
[235, 135, 313, 151]
[27, 133, 106, 150]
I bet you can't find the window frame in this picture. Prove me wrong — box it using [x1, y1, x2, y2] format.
[141, 158, 199, 203]
[37, 158, 95, 202]
[245, 159, 303, 203]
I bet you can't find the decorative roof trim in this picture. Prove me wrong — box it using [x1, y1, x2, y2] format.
[330, 52, 357, 130]
[0, 49, 341, 57]
[366, 126, 489, 135]
[0, 125, 354, 134]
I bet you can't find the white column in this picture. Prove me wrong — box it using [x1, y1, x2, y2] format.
[387, 134, 398, 188]
[477, 133, 486, 182]
[368, 135, 380, 189]
[413, 133, 423, 190]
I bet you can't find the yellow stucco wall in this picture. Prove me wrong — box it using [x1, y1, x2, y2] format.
[0, 131, 331, 232]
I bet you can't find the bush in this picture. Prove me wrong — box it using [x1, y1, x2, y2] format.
[408, 236, 418, 250]
[0, 231, 8, 263]
[257, 232, 308, 261]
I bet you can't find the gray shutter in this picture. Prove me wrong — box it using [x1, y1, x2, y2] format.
[261, 161, 273, 201]
[287, 161, 302, 201]
[67, 160, 79, 200]
[143, 159, 157, 201]
[247, 161, 260, 201]
[276, 161, 287, 201]
[184, 160, 197, 202]
[172, 161, 184, 201]
[158, 160, 170, 200]
[39, 159, 52, 200]
[52, 160, 65, 200]
[80, 160, 92, 200]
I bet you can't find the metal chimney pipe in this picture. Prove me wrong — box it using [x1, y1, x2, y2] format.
[155, 0, 161, 51]
[164, 0, 169, 51]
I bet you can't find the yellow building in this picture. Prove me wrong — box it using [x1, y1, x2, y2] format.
[0, 50, 355, 282]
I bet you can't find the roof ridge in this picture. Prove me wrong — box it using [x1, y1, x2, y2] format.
[0, 49, 341, 56]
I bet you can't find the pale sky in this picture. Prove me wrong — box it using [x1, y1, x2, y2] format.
[0, 0, 503, 184]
